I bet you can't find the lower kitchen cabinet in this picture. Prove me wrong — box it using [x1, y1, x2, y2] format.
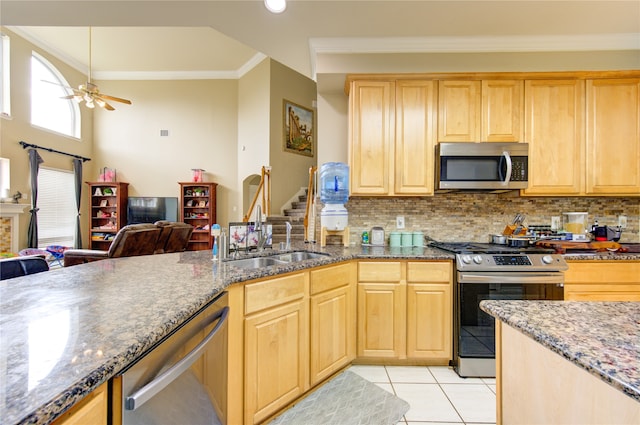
[357, 260, 453, 363]
[309, 263, 356, 386]
[564, 261, 640, 301]
[52, 382, 107, 425]
[243, 272, 308, 425]
[406, 262, 452, 362]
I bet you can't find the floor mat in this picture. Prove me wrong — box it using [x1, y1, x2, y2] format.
[268, 370, 410, 425]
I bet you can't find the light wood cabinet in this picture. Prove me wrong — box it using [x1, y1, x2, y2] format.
[357, 262, 406, 358]
[394, 80, 437, 195]
[349, 80, 437, 196]
[482, 80, 524, 142]
[243, 273, 308, 424]
[349, 80, 394, 195]
[586, 78, 640, 195]
[406, 262, 452, 362]
[564, 261, 640, 301]
[87, 182, 128, 250]
[52, 383, 107, 425]
[309, 263, 356, 385]
[357, 260, 452, 363]
[438, 80, 522, 143]
[179, 182, 217, 250]
[438, 80, 481, 142]
[522, 79, 585, 195]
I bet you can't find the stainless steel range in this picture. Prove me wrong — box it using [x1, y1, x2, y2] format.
[431, 242, 568, 378]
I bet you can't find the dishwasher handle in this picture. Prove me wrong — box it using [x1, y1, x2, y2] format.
[125, 305, 229, 411]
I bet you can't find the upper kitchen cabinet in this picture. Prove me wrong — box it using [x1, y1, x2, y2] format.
[438, 80, 480, 142]
[482, 80, 524, 142]
[437, 80, 523, 143]
[586, 78, 640, 195]
[349, 80, 437, 196]
[523, 80, 585, 196]
[349, 80, 394, 195]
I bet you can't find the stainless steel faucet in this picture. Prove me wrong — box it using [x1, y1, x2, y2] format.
[285, 221, 292, 250]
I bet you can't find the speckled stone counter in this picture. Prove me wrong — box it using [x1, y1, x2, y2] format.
[0, 243, 452, 425]
[480, 300, 640, 402]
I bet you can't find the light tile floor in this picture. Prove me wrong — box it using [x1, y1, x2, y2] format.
[348, 365, 496, 425]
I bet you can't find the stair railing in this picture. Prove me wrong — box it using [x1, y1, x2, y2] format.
[243, 166, 271, 222]
[304, 166, 317, 242]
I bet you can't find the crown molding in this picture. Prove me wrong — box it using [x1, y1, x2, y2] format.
[309, 34, 640, 55]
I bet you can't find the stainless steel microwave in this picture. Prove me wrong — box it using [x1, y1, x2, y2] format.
[436, 142, 529, 190]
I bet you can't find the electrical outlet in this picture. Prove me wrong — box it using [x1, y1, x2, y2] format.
[551, 216, 561, 231]
[618, 215, 628, 229]
[396, 216, 405, 229]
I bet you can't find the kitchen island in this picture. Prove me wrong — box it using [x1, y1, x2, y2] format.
[0, 243, 452, 425]
[480, 300, 640, 424]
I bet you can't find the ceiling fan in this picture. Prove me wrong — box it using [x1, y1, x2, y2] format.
[60, 27, 132, 111]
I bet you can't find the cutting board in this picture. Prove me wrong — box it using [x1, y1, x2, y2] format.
[535, 240, 623, 253]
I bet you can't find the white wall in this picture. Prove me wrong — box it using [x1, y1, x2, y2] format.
[94, 78, 239, 227]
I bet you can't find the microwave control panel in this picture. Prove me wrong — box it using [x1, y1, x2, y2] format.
[509, 157, 528, 181]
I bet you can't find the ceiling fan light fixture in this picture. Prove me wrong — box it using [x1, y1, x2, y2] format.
[265, 0, 286, 13]
[95, 98, 106, 108]
[85, 99, 95, 109]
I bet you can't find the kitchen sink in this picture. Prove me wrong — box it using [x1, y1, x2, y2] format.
[225, 251, 330, 269]
[275, 251, 330, 262]
[225, 257, 287, 269]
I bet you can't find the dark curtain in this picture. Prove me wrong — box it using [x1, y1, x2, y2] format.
[27, 149, 44, 248]
[73, 158, 83, 249]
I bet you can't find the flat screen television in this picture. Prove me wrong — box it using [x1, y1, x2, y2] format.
[127, 197, 178, 224]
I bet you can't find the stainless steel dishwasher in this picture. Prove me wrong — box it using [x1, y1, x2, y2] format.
[118, 291, 229, 425]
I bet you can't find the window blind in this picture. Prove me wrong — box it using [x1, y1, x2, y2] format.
[37, 167, 76, 248]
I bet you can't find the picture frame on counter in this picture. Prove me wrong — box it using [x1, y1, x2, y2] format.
[283, 99, 314, 157]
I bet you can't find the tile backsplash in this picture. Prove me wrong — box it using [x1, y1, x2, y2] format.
[321, 193, 639, 244]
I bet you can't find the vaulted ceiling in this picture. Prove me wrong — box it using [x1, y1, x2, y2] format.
[3, 1, 639, 90]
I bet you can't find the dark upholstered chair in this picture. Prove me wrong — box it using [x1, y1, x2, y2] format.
[154, 221, 194, 253]
[1, 255, 49, 280]
[64, 223, 161, 267]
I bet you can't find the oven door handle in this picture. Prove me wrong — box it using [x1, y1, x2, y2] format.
[125, 306, 229, 411]
[459, 273, 564, 285]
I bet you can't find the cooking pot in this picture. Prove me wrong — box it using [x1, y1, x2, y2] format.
[490, 234, 508, 245]
[507, 236, 534, 248]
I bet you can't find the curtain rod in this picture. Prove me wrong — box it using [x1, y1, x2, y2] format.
[19, 141, 91, 162]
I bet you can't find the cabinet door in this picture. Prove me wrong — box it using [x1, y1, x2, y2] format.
[438, 80, 481, 142]
[310, 285, 353, 385]
[564, 261, 640, 301]
[395, 80, 437, 195]
[52, 383, 107, 425]
[586, 79, 640, 195]
[523, 80, 585, 195]
[244, 299, 308, 424]
[482, 80, 523, 142]
[357, 282, 406, 359]
[406, 283, 452, 361]
[406, 262, 452, 362]
[309, 263, 355, 385]
[349, 81, 394, 195]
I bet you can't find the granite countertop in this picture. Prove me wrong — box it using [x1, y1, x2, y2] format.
[480, 300, 640, 402]
[0, 243, 452, 425]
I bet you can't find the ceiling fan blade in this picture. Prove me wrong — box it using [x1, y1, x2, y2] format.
[102, 101, 116, 111]
[99, 93, 132, 105]
[60, 95, 76, 100]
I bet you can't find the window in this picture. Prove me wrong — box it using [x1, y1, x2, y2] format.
[0, 157, 9, 199]
[31, 52, 80, 138]
[37, 167, 76, 248]
[0, 33, 10, 117]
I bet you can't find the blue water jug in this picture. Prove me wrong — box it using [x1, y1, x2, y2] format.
[320, 162, 349, 204]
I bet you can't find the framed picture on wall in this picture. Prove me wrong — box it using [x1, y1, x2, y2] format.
[283, 99, 314, 157]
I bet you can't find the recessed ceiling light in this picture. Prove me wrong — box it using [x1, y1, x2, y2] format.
[265, 0, 286, 14]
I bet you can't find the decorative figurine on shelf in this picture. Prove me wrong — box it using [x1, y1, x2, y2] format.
[99, 167, 116, 182]
[94, 188, 103, 196]
[12, 191, 22, 204]
[191, 168, 205, 182]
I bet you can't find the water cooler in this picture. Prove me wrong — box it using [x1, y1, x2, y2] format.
[319, 162, 350, 247]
